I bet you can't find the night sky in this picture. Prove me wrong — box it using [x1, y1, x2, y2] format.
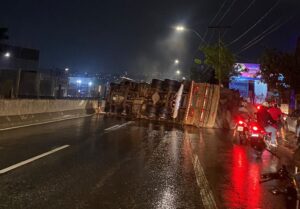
[0, 0, 299, 78]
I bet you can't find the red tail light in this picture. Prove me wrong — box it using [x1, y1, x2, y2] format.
[252, 126, 258, 131]
[238, 120, 243, 125]
[257, 105, 261, 110]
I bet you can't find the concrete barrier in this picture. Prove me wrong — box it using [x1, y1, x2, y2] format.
[0, 99, 98, 130]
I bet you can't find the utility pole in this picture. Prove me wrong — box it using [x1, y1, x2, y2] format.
[208, 25, 231, 85]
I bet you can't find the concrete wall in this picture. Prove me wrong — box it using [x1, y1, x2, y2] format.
[0, 99, 98, 116]
[0, 99, 98, 130]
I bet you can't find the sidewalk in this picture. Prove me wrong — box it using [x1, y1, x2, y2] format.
[279, 131, 298, 151]
[274, 131, 300, 167]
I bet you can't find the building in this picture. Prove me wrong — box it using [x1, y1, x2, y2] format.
[0, 44, 39, 70]
[229, 63, 267, 104]
[0, 68, 68, 98]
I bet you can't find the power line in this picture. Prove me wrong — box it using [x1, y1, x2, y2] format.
[203, 0, 229, 42]
[227, 0, 281, 47]
[217, 0, 238, 25]
[231, 0, 256, 26]
[223, 0, 256, 37]
[238, 18, 282, 51]
[237, 16, 293, 54]
[207, 30, 215, 44]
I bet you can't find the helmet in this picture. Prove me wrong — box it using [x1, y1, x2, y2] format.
[262, 101, 269, 107]
[240, 101, 247, 107]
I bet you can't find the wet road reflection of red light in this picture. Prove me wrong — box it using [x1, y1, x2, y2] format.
[225, 146, 261, 209]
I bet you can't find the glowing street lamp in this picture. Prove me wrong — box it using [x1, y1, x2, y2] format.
[175, 26, 185, 31]
[176, 70, 181, 75]
[76, 80, 82, 84]
[174, 25, 206, 44]
[174, 59, 179, 64]
[4, 52, 10, 58]
[65, 68, 69, 72]
[88, 81, 93, 87]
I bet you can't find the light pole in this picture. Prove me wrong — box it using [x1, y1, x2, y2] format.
[76, 80, 82, 97]
[88, 81, 93, 97]
[175, 25, 207, 44]
[208, 25, 231, 85]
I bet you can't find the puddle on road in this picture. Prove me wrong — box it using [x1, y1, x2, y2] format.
[185, 127, 287, 209]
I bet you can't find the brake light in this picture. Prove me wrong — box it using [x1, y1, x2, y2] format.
[238, 120, 243, 125]
[257, 105, 261, 110]
[253, 126, 258, 131]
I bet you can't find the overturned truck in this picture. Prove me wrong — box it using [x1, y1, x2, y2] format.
[105, 79, 239, 128]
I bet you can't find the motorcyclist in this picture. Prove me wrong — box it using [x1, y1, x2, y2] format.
[237, 100, 250, 121]
[268, 102, 285, 141]
[257, 102, 278, 147]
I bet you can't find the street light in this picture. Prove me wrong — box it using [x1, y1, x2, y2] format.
[88, 81, 93, 87]
[176, 70, 181, 75]
[65, 68, 69, 72]
[76, 80, 82, 84]
[174, 59, 179, 64]
[174, 25, 206, 44]
[4, 52, 10, 58]
[175, 26, 185, 31]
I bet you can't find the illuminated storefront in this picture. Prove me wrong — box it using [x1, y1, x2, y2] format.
[229, 63, 267, 104]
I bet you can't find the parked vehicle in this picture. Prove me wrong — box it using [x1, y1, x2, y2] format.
[260, 165, 300, 209]
[285, 109, 300, 133]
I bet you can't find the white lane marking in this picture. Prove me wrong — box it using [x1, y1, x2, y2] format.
[104, 124, 120, 131]
[0, 145, 70, 175]
[187, 134, 218, 209]
[0, 114, 94, 132]
[117, 121, 134, 128]
[104, 121, 134, 132]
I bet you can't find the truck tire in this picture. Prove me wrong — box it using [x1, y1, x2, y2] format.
[147, 105, 157, 119]
[159, 107, 169, 120]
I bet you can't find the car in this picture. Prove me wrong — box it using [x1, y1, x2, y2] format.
[285, 109, 300, 133]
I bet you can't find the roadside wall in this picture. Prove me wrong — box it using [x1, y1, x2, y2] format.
[0, 99, 98, 116]
[0, 99, 98, 129]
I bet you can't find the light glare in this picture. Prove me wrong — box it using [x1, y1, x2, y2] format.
[175, 26, 185, 31]
[4, 52, 10, 58]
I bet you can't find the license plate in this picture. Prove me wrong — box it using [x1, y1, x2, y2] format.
[237, 126, 244, 131]
[251, 134, 259, 137]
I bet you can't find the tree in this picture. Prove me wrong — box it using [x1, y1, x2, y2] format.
[201, 43, 236, 85]
[259, 49, 300, 92]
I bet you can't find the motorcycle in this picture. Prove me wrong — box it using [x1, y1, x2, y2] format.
[260, 165, 300, 209]
[247, 119, 279, 157]
[247, 121, 267, 156]
[235, 117, 249, 144]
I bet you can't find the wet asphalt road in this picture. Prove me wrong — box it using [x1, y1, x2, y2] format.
[0, 115, 288, 209]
